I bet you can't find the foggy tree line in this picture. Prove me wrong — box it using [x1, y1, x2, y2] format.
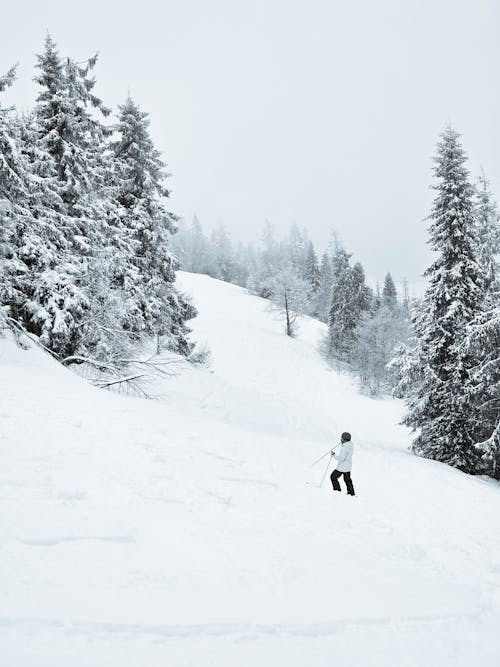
[173, 217, 410, 393]
[392, 127, 499, 479]
[0, 37, 195, 366]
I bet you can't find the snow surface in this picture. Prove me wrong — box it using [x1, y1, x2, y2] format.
[1, 271, 500, 666]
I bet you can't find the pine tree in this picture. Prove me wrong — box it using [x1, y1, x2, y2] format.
[288, 223, 306, 271]
[0, 66, 67, 345]
[462, 174, 500, 475]
[27, 36, 114, 357]
[403, 126, 485, 472]
[373, 282, 382, 311]
[112, 96, 195, 355]
[327, 248, 355, 360]
[0, 65, 23, 324]
[315, 252, 333, 322]
[303, 241, 320, 294]
[382, 272, 397, 309]
[475, 172, 499, 294]
[2, 109, 70, 343]
[351, 262, 373, 315]
[465, 304, 500, 477]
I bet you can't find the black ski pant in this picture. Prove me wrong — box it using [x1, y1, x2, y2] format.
[330, 469, 355, 495]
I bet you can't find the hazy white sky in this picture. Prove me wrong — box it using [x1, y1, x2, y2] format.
[2, 0, 499, 289]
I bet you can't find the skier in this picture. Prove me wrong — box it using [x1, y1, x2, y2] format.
[330, 432, 355, 496]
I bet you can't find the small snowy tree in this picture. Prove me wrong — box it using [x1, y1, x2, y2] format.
[268, 265, 310, 336]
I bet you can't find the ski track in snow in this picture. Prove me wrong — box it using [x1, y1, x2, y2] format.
[1, 272, 500, 666]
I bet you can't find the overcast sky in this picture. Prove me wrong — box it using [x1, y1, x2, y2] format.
[2, 0, 499, 290]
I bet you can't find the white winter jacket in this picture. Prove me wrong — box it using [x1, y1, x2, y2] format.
[335, 441, 353, 472]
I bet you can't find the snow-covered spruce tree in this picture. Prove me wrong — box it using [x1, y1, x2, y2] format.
[0, 64, 24, 318]
[1, 108, 72, 341]
[0, 65, 66, 343]
[111, 96, 195, 355]
[461, 175, 500, 476]
[389, 327, 424, 400]
[315, 251, 333, 323]
[403, 126, 485, 472]
[28, 36, 116, 357]
[268, 264, 310, 337]
[475, 172, 499, 293]
[327, 248, 354, 359]
[328, 252, 373, 362]
[465, 303, 500, 477]
[303, 240, 320, 303]
[288, 223, 307, 271]
[382, 272, 398, 309]
[372, 282, 382, 311]
[350, 262, 373, 317]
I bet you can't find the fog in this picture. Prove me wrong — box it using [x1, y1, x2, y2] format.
[2, 0, 499, 289]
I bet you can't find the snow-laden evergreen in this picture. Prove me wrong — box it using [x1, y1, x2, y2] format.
[303, 240, 321, 296]
[0, 64, 66, 344]
[382, 272, 397, 309]
[475, 172, 499, 293]
[111, 96, 195, 355]
[465, 303, 500, 477]
[461, 173, 500, 476]
[401, 127, 485, 472]
[327, 250, 372, 361]
[315, 251, 333, 322]
[0, 37, 195, 363]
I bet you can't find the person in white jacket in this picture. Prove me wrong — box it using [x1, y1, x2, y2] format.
[330, 432, 355, 496]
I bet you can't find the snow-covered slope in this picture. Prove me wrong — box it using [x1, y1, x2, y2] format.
[1, 272, 499, 666]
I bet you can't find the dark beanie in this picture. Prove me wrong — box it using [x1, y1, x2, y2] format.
[341, 432, 351, 442]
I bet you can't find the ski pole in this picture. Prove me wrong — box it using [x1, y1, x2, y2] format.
[319, 453, 333, 488]
[310, 441, 342, 467]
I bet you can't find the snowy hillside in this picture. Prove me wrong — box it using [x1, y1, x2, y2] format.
[1, 272, 500, 666]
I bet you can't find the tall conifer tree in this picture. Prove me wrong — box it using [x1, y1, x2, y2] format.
[404, 126, 484, 472]
[112, 96, 195, 354]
